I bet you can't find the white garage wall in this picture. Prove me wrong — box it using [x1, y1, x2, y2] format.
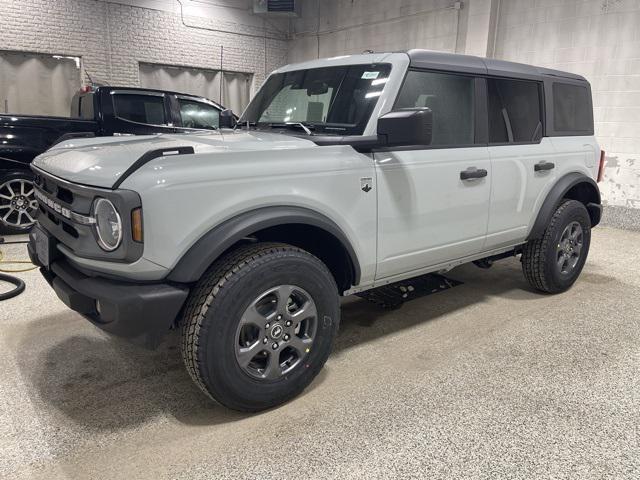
[491, 0, 640, 225]
[2, 0, 640, 224]
[288, 0, 640, 225]
[288, 0, 465, 63]
[0, 0, 289, 98]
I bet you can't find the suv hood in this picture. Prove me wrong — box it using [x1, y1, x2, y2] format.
[32, 130, 317, 189]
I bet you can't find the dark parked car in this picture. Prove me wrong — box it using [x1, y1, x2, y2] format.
[0, 86, 227, 233]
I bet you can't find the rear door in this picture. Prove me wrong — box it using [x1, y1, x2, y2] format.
[375, 70, 491, 280]
[107, 90, 177, 135]
[484, 77, 556, 249]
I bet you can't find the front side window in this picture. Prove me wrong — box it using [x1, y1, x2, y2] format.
[178, 99, 219, 130]
[553, 83, 592, 133]
[240, 64, 391, 135]
[488, 78, 542, 143]
[394, 70, 475, 146]
[112, 93, 166, 125]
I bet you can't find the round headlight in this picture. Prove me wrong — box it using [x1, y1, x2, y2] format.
[93, 198, 122, 251]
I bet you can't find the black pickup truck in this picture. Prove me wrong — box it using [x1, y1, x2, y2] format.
[0, 86, 229, 233]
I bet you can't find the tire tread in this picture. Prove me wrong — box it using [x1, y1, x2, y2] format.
[522, 199, 588, 293]
[180, 242, 334, 409]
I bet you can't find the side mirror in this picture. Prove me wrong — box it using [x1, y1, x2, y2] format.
[377, 107, 432, 147]
[219, 109, 237, 129]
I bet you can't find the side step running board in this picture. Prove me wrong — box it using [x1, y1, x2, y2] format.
[357, 273, 462, 309]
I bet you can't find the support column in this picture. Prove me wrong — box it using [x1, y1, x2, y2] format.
[463, 0, 500, 58]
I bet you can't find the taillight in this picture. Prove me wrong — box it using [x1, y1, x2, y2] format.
[597, 150, 606, 182]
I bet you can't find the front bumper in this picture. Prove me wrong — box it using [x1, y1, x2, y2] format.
[28, 240, 189, 348]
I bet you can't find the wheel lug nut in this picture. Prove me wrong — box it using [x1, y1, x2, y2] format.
[265, 323, 270, 329]
[277, 314, 283, 320]
[285, 320, 292, 327]
[272, 342, 278, 349]
[263, 338, 268, 344]
[283, 334, 290, 341]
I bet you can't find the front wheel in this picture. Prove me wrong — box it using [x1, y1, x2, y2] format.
[180, 242, 340, 412]
[0, 171, 38, 234]
[522, 199, 592, 293]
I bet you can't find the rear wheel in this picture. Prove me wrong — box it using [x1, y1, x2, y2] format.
[522, 199, 591, 293]
[180, 242, 340, 412]
[0, 171, 37, 234]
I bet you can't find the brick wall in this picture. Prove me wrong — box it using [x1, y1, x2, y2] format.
[0, 0, 289, 95]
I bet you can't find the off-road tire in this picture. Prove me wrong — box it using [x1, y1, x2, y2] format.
[180, 242, 340, 412]
[522, 199, 591, 294]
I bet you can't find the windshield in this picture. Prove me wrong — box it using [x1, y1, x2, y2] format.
[239, 63, 391, 136]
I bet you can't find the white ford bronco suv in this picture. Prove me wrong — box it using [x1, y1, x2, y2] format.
[28, 50, 603, 411]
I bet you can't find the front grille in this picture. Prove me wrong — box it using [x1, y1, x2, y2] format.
[32, 166, 143, 263]
[61, 221, 79, 239]
[57, 186, 74, 204]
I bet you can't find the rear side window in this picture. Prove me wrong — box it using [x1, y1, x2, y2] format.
[79, 95, 94, 119]
[178, 99, 220, 130]
[488, 78, 542, 143]
[395, 70, 475, 146]
[113, 93, 166, 125]
[553, 83, 592, 133]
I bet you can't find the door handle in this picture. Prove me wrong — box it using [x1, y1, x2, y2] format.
[460, 168, 488, 181]
[534, 161, 555, 172]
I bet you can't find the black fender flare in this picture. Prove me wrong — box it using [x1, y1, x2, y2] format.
[167, 206, 361, 285]
[527, 172, 601, 240]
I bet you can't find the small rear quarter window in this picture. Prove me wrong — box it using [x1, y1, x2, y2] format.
[553, 83, 592, 133]
[79, 94, 95, 120]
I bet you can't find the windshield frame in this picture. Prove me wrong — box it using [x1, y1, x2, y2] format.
[239, 63, 393, 137]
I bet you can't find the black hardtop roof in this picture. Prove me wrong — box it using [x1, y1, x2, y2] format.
[405, 49, 588, 83]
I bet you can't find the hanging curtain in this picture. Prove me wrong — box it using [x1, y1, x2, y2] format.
[139, 63, 252, 113]
[222, 71, 251, 115]
[0, 51, 80, 117]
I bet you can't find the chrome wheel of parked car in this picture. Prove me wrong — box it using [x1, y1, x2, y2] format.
[235, 285, 317, 381]
[0, 175, 38, 231]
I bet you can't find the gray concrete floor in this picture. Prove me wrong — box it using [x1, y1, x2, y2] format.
[0, 227, 638, 479]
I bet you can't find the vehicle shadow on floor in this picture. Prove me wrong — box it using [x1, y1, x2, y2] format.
[15, 259, 574, 431]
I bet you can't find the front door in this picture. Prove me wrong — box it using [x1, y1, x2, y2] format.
[375, 69, 491, 280]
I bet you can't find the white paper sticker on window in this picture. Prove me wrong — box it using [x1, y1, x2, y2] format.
[361, 71, 380, 80]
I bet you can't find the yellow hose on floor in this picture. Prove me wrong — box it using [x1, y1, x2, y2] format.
[0, 248, 38, 273]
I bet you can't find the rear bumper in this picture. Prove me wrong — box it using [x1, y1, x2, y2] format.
[28, 242, 189, 348]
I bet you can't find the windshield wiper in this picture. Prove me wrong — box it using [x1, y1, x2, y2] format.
[268, 122, 315, 135]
